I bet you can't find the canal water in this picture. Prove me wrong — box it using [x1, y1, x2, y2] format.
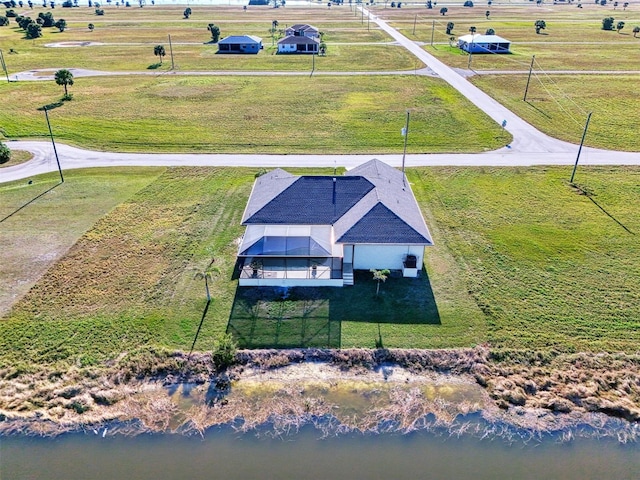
[2, 428, 639, 479]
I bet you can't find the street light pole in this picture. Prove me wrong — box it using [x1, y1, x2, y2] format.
[44, 107, 64, 183]
[430, 20, 435, 46]
[401, 110, 410, 188]
[570, 112, 592, 184]
[168, 34, 175, 70]
[523, 55, 535, 102]
[0, 49, 9, 83]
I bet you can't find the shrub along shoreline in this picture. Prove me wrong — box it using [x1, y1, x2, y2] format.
[1, 347, 638, 440]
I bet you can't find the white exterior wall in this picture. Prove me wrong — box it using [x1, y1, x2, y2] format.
[353, 245, 424, 271]
[343, 244, 354, 263]
[278, 44, 297, 53]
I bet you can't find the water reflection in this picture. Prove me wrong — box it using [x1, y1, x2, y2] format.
[2, 429, 639, 480]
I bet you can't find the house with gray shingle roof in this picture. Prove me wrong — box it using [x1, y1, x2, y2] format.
[284, 24, 320, 38]
[238, 159, 433, 286]
[277, 35, 319, 54]
[217, 35, 263, 54]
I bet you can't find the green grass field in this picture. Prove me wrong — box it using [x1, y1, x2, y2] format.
[1, 3, 639, 152]
[0, 5, 414, 72]
[470, 74, 640, 150]
[0, 75, 507, 153]
[1, 165, 639, 372]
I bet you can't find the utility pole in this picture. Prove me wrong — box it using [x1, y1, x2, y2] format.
[367, 10, 370, 31]
[570, 112, 592, 184]
[430, 20, 435, 46]
[44, 107, 64, 183]
[0, 49, 9, 83]
[413, 15, 417, 35]
[401, 110, 410, 188]
[311, 51, 315, 75]
[523, 55, 535, 102]
[168, 34, 175, 70]
[361, 5, 364, 23]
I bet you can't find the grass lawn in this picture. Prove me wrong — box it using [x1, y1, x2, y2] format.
[0, 168, 164, 316]
[2, 165, 640, 372]
[0, 150, 33, 168]
[0, 75, 507, 153]
[470, 74, 640, 151]
[0, 5, 412, 72]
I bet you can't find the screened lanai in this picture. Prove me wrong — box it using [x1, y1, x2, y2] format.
[238, 225, 344, 283]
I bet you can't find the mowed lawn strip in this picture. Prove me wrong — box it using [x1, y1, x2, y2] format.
[2, 166, 640, 372]
[0, 76, 507, 153]
[469, 74, 640, 151]
[0, 167, 164, 317]
[416, 166, 640, 352]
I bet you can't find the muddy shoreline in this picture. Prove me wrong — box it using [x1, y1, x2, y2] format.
[1, 347, 639, 442]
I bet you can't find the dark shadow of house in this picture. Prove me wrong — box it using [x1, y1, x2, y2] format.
[226, 267, 440, 349]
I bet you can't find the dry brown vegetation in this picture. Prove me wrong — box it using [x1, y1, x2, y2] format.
[1, 347, 638, 439]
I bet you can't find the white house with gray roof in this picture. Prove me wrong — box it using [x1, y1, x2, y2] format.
[238, 159, 433, 287]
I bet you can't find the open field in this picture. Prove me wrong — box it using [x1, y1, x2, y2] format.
[0, 75, 508, 153]
[1, 3, 639, 152]
[381, 3, 640, 71]
[1, 165, 639, 373]
[0, 5, 417, 72]
[470, 74, 640, 151]
[371, 4, 640, 151]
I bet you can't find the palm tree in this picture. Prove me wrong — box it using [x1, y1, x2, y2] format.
[194, 261, 219, 302]
[446, 21, 454, 35]
[616, 21, 625, 33]
[469, 26, 477, 34]
[154, 44, 165, 64]
[534, 19, 546, 34]
[207, 23, 220, 43]
[54, 68, 73, 97]
[370, 269, 390, 297]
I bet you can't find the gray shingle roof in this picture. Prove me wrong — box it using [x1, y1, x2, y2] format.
[278, 36, 320, 45]
[244, 176, 374, 225]
[242, 159, 433, 245]
[218, 35, 262, 44]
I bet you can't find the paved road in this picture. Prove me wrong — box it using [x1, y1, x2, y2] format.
[11, 66, 437, 82]
[3, 140, 640, 184]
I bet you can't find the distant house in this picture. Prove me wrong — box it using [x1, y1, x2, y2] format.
[217, 35, 263, 54]
[457, 33, 511, 54]
[237, 159, 434, 287]
[284, 24, 320, 38]
[277, 35, 319, 54]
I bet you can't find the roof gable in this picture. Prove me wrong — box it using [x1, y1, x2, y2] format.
[278, 36, 320, 45]
[337, 203, 432, 244]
